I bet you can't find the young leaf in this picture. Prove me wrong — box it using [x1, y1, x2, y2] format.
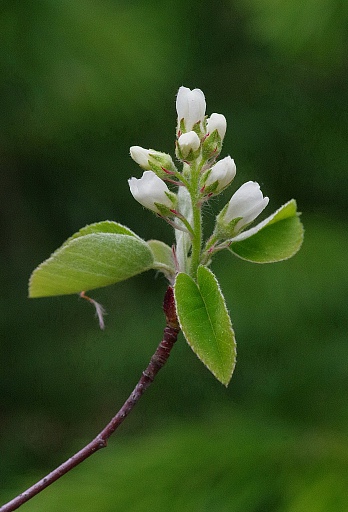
[174, 265, 236, 386]
[63, 220, 141, 245]
[147, 239, 175, 279]
[230, 199, 304, 263]
[147, 240, 174, 270]
[29, 233, 154, 298]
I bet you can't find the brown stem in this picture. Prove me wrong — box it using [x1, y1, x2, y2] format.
[1, 287, 180, 512]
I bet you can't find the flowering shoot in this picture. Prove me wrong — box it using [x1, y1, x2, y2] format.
[30, 85, 303, 386]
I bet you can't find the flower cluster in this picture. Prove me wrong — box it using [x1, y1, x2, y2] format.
[128, 86, 269, 275]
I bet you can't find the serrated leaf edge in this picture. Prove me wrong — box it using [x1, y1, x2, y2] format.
[174, 266, 236, 386]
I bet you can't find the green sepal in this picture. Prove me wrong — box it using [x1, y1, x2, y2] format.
[154, 203, 172, 217]
[174, 265, 236, 386]
[175, 143, 200, 163]
[202, 129, 222, 160]
[229, 200, 304, 263]
[199, 169, 219, 195]
[29, 222, 154, 298]
[202, 181, 219, 195]
[179, 117, 186, 134]
[214, 202, 242, 239]
[200, 171, 234, 197]
[191, 120, 204, 138]
[149, 152, 177, 175]
[153, 191, 177, 217]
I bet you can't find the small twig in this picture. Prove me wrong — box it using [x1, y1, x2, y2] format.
[1, 287, 180, 512]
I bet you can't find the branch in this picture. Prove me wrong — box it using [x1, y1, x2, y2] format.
[1, 287, 180, 512]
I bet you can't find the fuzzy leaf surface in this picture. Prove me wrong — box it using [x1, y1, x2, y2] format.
[174, 265, 236, 386]
[63, 221, 140, 245]
[230, 199, 304, 263]
[147, 240, 174, 270]
[29, 232, 154, 298]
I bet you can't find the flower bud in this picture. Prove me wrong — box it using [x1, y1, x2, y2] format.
[130, 146, 176, 177]
[176, 86, 206, 133]
[177, 131, 201, 158]
[206, 113, 227, 140]
[205, 156, 236, 193]
[128, 171, 176, 214]
[219, 181, 269, 235]
[130, 146, 152, 169]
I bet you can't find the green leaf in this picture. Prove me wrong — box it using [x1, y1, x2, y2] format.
[147, 240, 174, 268]
[174, 265, 236, 386]
[29, 233, 154, 298]
[63, 220, 141, 245]
[230, 199, 304, 263]
[147, 239, 175, 278]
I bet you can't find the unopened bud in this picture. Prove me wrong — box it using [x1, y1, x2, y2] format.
[130, 146, 176, 177]
[219, 181, 269, 235]
[206, 113, 227, 140]
[176, 86, 206, 133]
[177, 131, 201, 158]
[204, 156, 236, 193]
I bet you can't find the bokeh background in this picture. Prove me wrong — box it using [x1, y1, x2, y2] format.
[1, 1, 348, 510]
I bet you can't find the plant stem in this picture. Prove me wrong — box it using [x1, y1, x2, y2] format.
[189, 164, 202, 278]
[0, 287, 180, 512]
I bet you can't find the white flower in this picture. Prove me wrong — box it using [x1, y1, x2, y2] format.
[128, 171, 175, 213]
[205, 156, 236, 192]
[130, 146, 152, 169]
[176, 86, 206, 132]
[206, 113, 227, 140]
[224, 181, 269, 232]
[177, 131, 201, 157]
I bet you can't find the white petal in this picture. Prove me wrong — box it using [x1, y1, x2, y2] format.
[234, 196, 269, 232]
[128, 171, 172, 213]
[178, 131, 201, 157]
[129, 146, 151, 169]
[225, 181, 268, 228]
[206, 113, 227, 139]
[176, 86, 191, 121]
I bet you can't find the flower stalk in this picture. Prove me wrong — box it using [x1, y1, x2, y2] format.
[186, 161, 204, 278]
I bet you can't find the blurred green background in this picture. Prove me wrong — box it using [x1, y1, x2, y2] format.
[1, 0, 348, 510]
